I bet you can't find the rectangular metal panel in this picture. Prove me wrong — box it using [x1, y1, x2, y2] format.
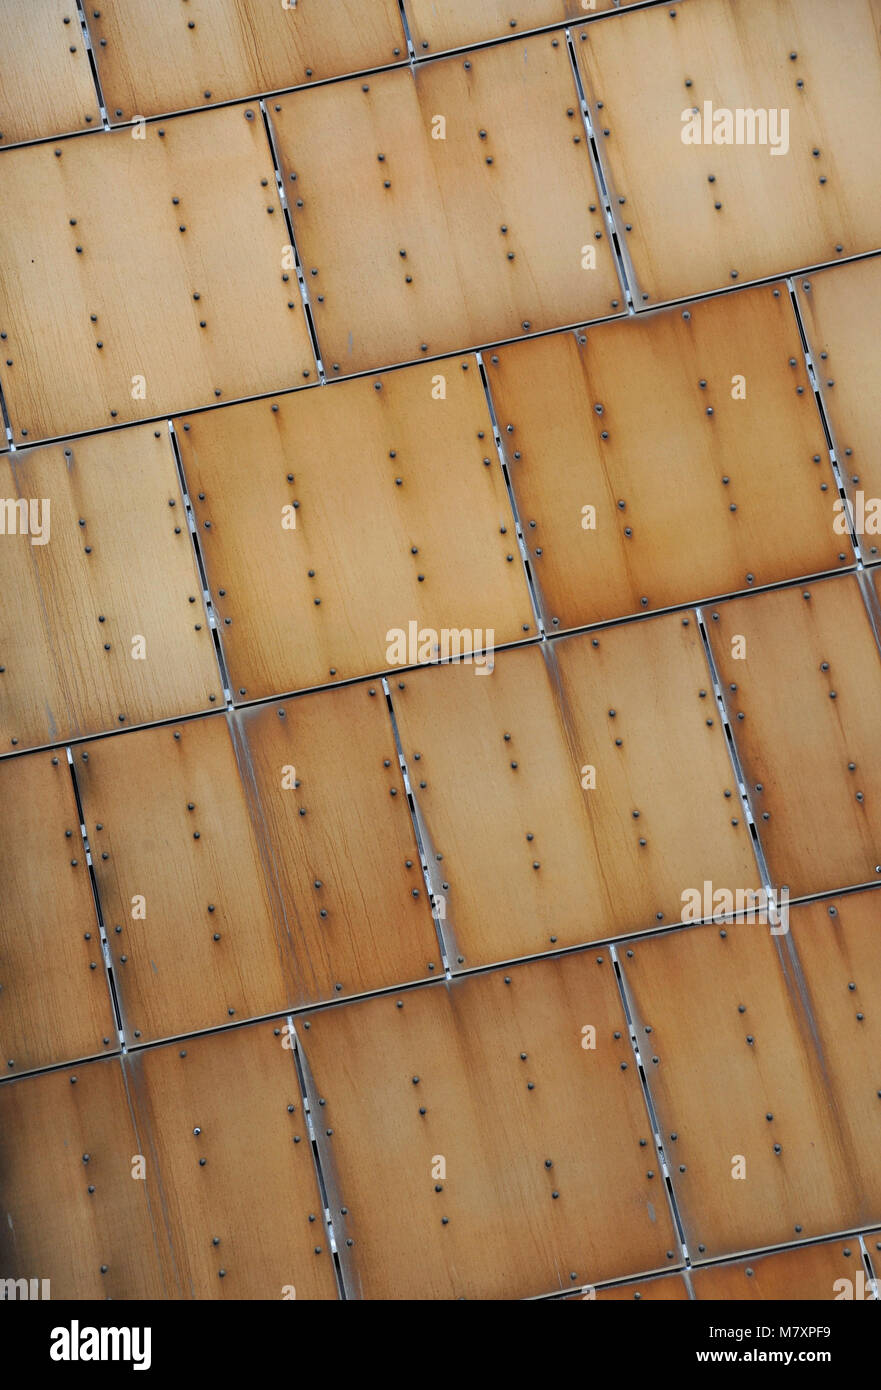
[129, 1021, 338, 1299]
[577, 0, 881, 303]
[618, 917, 880, 1261]
[75, 715, 296, 1046]
[0, 0, 101, 144]
[0, 1058, 171, 1298]
[0, 104, 315, 444]
[91, 0, 407, 124]
[404, 1, 618, 54]
[488, 284, 847, 630]
[301, 951, 678, 1299]
[392, 615, 756, 969]
[237, 686, 441, 999]
[0, 428, 223, 752]
[176, 360, 534, 699]
[795, 258, 881, 552]
[270, 35, 622, 375]
[706, 574, 881, 897]
[692, 1237, 869, 1300]
[0, 749, 117, 1075]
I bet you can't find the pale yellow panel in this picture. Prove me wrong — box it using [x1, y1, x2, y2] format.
[271, 35, 622, 374]
[0, 104, 314, 443]
[0, 427, 223, 752]
[177, 360, 534, 699]
[619, 918, 881, 1260]
[301, 952, 677, 1300]
[405, 1, 619, 54]
[795, 258, 881, 560]
[0, 1058, 173, 1298]
[0, 0, 100, 144]
[488, 283, 845, 629]
[0, 750, 117, 1076]
[707, 575, 881, 897]
[75, 716, 296, 1045]
[577, 0, 881, 303]
[91, 0, 406, 122]
[392, 616, 757, 969]
[130, 1023, 339, 1299]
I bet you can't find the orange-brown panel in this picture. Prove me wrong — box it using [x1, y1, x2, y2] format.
[0, 1058, 171, 1298]
[619, 918, 881, 1261]
[238, 684, 440, 1000]
[91, 0, 406, 123]
[404, 1, 621, 54]
[589, 1273, 690, 1301]
[0, 104, 314, 443]
[75, 716, 294, 1046]
[0, 750, 116, 1075]
[693, 1238, 870, 1301]
[271, 35, 621, 375]
[786, 891, 881, 1184]
[0, 428, 223, 752]
[177, 361, 533, 699]
[301, 952, 677, 1300]
[392, 615, 756, 969]
[0, 0, 101, 144]
[706, 575, 881, 897]
[795, 259, 881, 561]
[577, 0, 881, 304]
[488, 284, 846, 629]
[129, 1022, 338, 1300]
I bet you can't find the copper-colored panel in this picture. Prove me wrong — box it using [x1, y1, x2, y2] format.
[795, 258, 881, 560]
[0, 750, 116, 1075]
[706, 575, 881, 897]
[237, 684, 440, 1000]
[618, 918, 880, 1260]
[301, 952, 677, 1300]
[75, 716, 295, 1045]
[0, 429, 223, 752]
[392, 616, 756, 969]
[576, 0, 881, 304]
[693, 1238, 868, 1300]
[404, 1, 619, 54]
[0, 1058, 171, 1298]
[488, 285, 845, 630]
[271, 36, 622, 375]
[91, 0, 406, 123]
[785, 891, 881, 1185]
[130, 1022, 338, 1300]
[177, 362, 533, 698]
[0, 0, 100, 145]
[592, 1273, 689, 1301]
[0, 104, 314, 443]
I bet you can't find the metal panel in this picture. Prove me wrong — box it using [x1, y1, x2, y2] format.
[129, 1021, 338, 1300]
[271, 34, 622, 375]
[692, 1238, 868, 1300]
[0, 428, 223, 753]
[176, 361, 534, 699]
[795, 258, 881, 561]
[618, 918, 880, 1261]
[0, 750, 116, 1076]
[90, 0, 407, 124]
[404, 2, 619, 54]
[392, 615, 756, 969]
[237, 685, 441, 1000]
[591, 1273, 689, 1301]
[0, 104, 315, 444]
[576, 0, 881, 304]
[75, 716, 295, 1046]
[0, 1058, 171, 1299]
[488, 284, 845, 630]
[301, 952, 678, 1300]
[706, 575, 881, 897]
[0, 0, 101, 145]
